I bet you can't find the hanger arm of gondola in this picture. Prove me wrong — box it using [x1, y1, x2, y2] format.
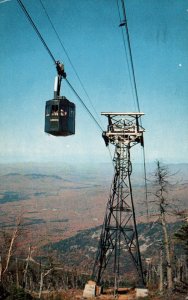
[54, 61, 66, 98]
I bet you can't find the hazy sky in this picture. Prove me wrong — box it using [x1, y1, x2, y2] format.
[0, 0, 188, 164]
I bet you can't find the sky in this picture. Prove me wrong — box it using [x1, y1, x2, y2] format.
[0, 0, 188, 165]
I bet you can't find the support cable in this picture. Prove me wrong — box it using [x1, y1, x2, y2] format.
[142, 146, 149, 220]
[65, 78, 103, 132]
[119, 0, 141, 113]
[17, 0, 56, 65]
[116, 0, 137, 111]
[118, 0, 149, 218]
[38, 0, 103, 128]
[17, 0, 113, 162]
[16, 0, 102, 133]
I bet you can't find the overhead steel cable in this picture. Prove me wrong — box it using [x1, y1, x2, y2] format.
[38, 0, 114, 162]
[142, 145, 149, 219]
[17, 0, 114, 163]
[117, 0, 149, 218]
[119, 0, 141, 114]
[16, 0, 103, 134]
[38, 0, 103, 129]
[39, 0, 114, 162]
[17, 0, 56, 64]
[116, 0, 137, 112]
[65, 78, 103, 132]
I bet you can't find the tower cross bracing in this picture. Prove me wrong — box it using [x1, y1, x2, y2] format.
[92, 112, 145, 291]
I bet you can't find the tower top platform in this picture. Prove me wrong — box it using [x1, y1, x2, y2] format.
[101, 112, 144, 116]
[101, 112, 145, 146]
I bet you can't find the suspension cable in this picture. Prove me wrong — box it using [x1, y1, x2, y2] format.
[119, 0, 141, 113]
[116, 0, 137, 111]
[38, 0, 103, 128]
[16, 0, 103, 133]
[65, 78, 103, 132]
[17, 0, 56, 65]
[142, 146, 149, 219]
[38, 0, 114, 162]
[117, 0, 149, 218]
[17, 0, 114, 163]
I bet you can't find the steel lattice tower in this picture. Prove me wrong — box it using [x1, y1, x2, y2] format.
[92, 112, 145, 292]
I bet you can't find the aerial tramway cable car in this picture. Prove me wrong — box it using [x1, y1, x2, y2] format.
[44, 61, 75, 136]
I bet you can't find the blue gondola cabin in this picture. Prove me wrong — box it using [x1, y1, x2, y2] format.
[45, 96, 75, 136]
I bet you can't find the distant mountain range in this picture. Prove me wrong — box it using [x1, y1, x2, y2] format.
[0, 162, 187, 252]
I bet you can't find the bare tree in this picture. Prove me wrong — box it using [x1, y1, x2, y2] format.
[2, 215, 22, 278]
[158, 245, 164, 292]
[23, 245, 33, 290]
[38, 268, 54, 299]
[152, 161, 173, 290]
